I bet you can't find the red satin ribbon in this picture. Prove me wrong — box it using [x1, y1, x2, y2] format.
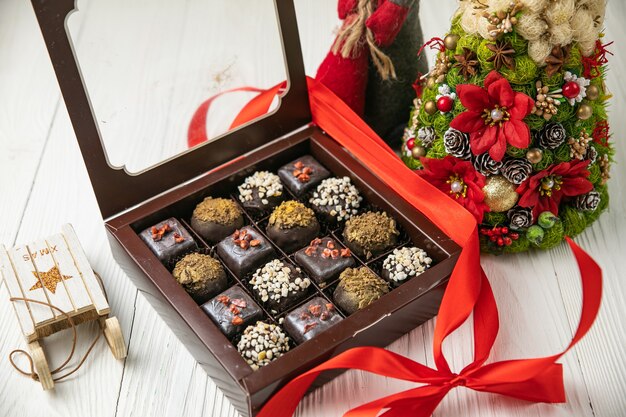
[188, 77, 602, 417]
[187, 83, 286, 148]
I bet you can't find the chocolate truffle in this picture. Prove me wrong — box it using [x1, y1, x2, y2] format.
[294, 237, 355, 286]
[216, 227, 276, 279]
[237, 171, 283, 214]
[309, 176, 362, 223]
[201, 286, 264, 339]
[237, 321, 290, 370]
[283, 297, 343, 344]
[333, 267, 389, 315]
[277, 155, 330, 196]
[190, 197, 244, 243]
[249, 259, 311, 313]
[382, 247, 432, 285]
[343, 211, 399, 259]
[266, 201, 320, 254]
[172, 253, 228, 304]
[139, 217, 196, 263]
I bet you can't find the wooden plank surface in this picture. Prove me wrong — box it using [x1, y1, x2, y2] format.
[0, 1, 624, 417]
[46, 232, 95, 312]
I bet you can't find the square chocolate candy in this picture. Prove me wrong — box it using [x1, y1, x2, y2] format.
[294, 237, 355, 286]
[249, 259, 312, 314]
[283, 297, 342, 344]
[139, 217, 196, 264]
[277, 155, 330, 197]
[201, 286, 264, 339]
[216, 226, 276, 279]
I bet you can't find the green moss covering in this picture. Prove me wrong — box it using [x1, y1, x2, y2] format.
[554, 143, 572, 162]
[506, 235, 531, 253]
[483, 212, 507, 226]
[532, 149, 554, 171]
[525, 114, 548, 132]
[402, 155, 423, 170]
[447, 67, 468, 90]
[477, 39, 496, 71]
[504, 31, 528, 55]
[506, 145, 527, 158]
[456, 35, 481, 55]
[561, 206, 588, 237]
[426, 138, 448, 159]
[433, 113, 452, 137]
[502, 55, 537, 84]
[537, 220, 564, 250]
[588, 162, 601, 185]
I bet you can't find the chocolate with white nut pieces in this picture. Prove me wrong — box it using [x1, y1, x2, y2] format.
[249, 259, 311, 313]
[343, 211, 399, 259]
[191, 197, 244, 244]
[216, 226, 276, 279]
[266, 200, 320, 254]
[309, 176, 362, 223]
[277, 155, 330, 196]
[172, 252, 228, 304]
[202, 286, 264, 339]
[138, 217, 196, 263]
[382, 247, 432, 285]
[283, 297, 343, 344]
[294, 237, 355, 286]
[237, 171, 284, 214]
[333, 267, 390, 315]
[237, 321, 290, 371]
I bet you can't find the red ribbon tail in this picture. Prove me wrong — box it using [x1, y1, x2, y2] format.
[470, 362, 565, 403]
[344, 385, 451, 417]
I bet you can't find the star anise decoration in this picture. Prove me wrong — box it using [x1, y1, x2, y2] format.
[453, 47, 479, 80]
[544, 44, 571, 77]
[486, 39, 516, 71]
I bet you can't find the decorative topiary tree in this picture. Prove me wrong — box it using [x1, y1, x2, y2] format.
[403, 0, 612, 253]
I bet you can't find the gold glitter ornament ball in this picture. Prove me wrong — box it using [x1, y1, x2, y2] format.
[411, 145, 426, 159]
[526, 148, 543, 164]
[586, 84, 600, 100]
[482, 175, 519, 212]
[577, 103, 593, 120]
[424, 100, 437, 115]
[444, 34, 459, 50]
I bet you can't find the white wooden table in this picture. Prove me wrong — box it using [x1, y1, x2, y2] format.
[1, 1, 624, 416]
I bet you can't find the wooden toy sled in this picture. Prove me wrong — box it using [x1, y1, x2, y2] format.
[0, 224, 126, 390]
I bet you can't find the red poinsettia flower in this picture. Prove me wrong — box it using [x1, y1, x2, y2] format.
[419, 155, 489, 222]
[450, 71, 535, 162]
[517, 160, 593, 219]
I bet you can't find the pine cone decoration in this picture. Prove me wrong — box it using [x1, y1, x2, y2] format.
[537, 122, 566, 149]
[573, 191, 601, 211]
[472, 152, 502, 175]
[443, 128, 471, 159]
[507, 206, 533, 230]
[418, 126, 436, 147]
[586, 145, 598, 164]
[501, 158, 532, 184]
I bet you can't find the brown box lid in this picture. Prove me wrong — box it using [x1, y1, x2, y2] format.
[31, 0, 311, 219]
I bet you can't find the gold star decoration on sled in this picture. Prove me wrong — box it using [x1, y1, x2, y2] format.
[29, 266, 72, 294]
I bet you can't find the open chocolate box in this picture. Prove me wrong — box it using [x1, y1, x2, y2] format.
[32, 0, 460, 415]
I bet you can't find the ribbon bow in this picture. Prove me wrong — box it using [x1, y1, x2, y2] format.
[188, 77, 602, 417]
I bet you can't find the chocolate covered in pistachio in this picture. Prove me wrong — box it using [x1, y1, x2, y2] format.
[333, 267, 389, 315]
[343, 211, 399, 259]
[266, 200, 320, 253]
[173, 253, 227, 303]
[191, 197, 244, 243]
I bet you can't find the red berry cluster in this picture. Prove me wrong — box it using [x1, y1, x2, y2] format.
[480, 226, 519, 247]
